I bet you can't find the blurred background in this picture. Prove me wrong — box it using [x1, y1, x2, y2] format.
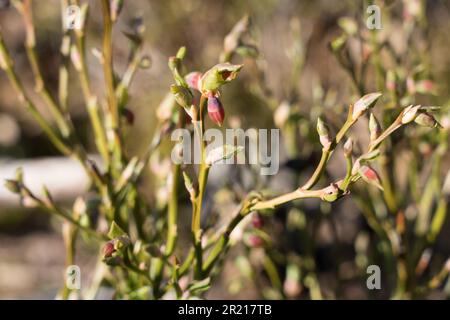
[0, 0, 450, 299]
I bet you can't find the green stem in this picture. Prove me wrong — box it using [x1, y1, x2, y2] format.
[19, 0, 72, 137]
[302, 108, 355, 190]
[74, 26, 110, 166]
[165, 164, 180, 256]
[191, 95, 208, 279]
[100, 0, 123, 172]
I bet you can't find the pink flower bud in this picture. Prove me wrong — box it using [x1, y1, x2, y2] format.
[251, 213, 264, 229]
[352, 92, 382, 120]
[359, 165, 383, 191]
[343, 137, 353, 157]
[416, 79, 436, 94]
[317, 117, 332, 150]
[406, 77, 416, 94]
[185, 72, 202, 91]
[386, 71, 396, 92]
[207, 96, 225, 126]
[103, 241, 116, 258]
[247, 234, 264, 248]
[369, 113, 382, 142]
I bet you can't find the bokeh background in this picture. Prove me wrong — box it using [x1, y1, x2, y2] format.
[0, 0, 450, 299]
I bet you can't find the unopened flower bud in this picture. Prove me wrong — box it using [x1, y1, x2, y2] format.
[386, 70, 396, 91]
[414, 112, 442, 128]
[170, 85, 193, 109]
[274, 101, 291, 128]
[440, 116, 450, 131]
[110, 0, 124, 23]
[369, 113, 382, 142]
[406, 77, 416, 94]
[343, 137, 353, 157]
[200, 63, 243, 92]
[416, 79, 436, 95]
[207, 96, 225, 126]
[247, 234, 264, 248]
[251, 213, 264, 229]
[352, 92, 382, 120]
[401, 105, 421, 124]
[168, 56, 180, 71]
[103, 241, 116, 258]
[359, 165, 383, 191]
[284, 264, 301, 298]
[317, 117, 332, 150]
[185, 72, 202, 91]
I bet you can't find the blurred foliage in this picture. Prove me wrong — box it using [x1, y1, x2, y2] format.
[0, 0, 449, 299]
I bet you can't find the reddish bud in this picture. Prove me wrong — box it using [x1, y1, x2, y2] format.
[386, 70, 396, 92]
[416, 79, 436, 94]
[359, 165, 383, 191]
[207, 96, 225, 126]
[247, 234, 264, 248]
[406, 77, 416, 94]
[251, 213, 264, 229]
[103, 241, 116, 258]
[185, 72, 202, 91]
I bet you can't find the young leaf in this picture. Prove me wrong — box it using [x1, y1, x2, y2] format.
[108, 221, 127, 239]
[188, 277, 211, 295]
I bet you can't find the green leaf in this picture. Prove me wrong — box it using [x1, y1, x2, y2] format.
[108, 221, 127, 239]
[182, 169, 198, 197]
[188, 277, 211, 295]
[358, 149, 381, 162]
